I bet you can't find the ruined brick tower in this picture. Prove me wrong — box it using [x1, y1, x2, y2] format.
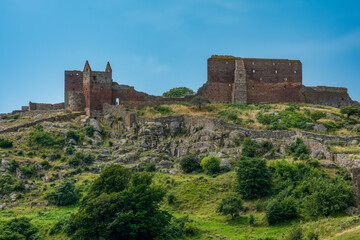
[197, 55, 304, 104]
[65, 61, 113, 115]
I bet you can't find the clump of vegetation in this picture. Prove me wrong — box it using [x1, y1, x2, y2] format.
[84, 125, 94, 137]
[0, 217, 38, 240]
[152, 105, 173, 115]
[70, 165, 171, 239]
[48, 180, 79, 206]
[162, 87, 194, 98]
[310, 111, 325, 122]
[216, 193, 244, 219]
[236, 158, 272, 199]
[0, 138, 13, 148]
[340, 106, 360, 118]
[265, 189, 298, 224]
[287, 137, 309, 159]
[27, 125, 64, 149]
[257, 110, 313, 131]
[241, 137, 261, 158]
[190, 96, 210, 110]
[200, 156, 221, 174]
[66, 130, 80, 142]
[180, 155, 201, 173]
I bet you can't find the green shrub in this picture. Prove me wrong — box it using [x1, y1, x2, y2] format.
[68, 157, 80, 166]
[0, 139, 13, 148]
[265, 195, 298, 225]
[27, 127, 63, 149]
[66, 130, 80, 142]
[310, 111, 325, 122]
[65, 146, 75, 155]
[284, 225, 303, 240]
[167, 193, 176, 204]
[83, 154, 94, 165]
[249, 214, 255, 225]
[301, 178, 354, 217]
[190, 96, 210, 110]
[288, 137, 309, 158]
[9, 159, 18, 173]
[257, 111, 313, 131]
[152, 105, 173, 114]
[48, 180, 79, 206]
[162, 216, 199, 239]
[84, 125, 94, 137]
[180, 155, 201, 173]
[241, 137, 260, 158]
[236, 158, 272, 199]
[216, 193, 244, 219]
[162, 87, 194, 98]
[200, 156, 221, 174]
[40, 160, 51, 170]
[19, 165, 36, 177]
[0, 174, 15, 195]
[71, 166, 171, 239]
[340, 106, 360, 118]
[0, 217, 38, 240]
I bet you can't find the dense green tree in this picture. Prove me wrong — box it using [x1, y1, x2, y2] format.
[340, 106, 360, 118]
[71, 165, 171, 240]
[180, 155, 201, 173]
[0, 218, 38, 240]
[216, 193, 244, 219]
[0, 139, 13, 148]
[266, 195, 298, 225]
[200, 156, 220, 174]
[241, 137, 260, 158]
[49, 180, 79, 206]
[162, 87, 194, 98]
[236, 158, 272, 199]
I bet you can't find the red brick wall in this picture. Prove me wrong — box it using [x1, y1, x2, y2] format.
[64, 71, 83, 109]
[87, 72, 113, 111]
[243, 58, 303, 103]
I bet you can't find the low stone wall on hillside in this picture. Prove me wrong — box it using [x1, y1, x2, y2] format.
[0, 112, 84, 134]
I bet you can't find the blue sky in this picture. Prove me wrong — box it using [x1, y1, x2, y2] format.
[1, 0, 360, 113]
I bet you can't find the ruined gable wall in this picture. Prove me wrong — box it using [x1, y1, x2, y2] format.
[243, 58, 304, 103]
[304, 86, 356, 107]
[197, 56, 237, 103]
[64, 71, 84, 111]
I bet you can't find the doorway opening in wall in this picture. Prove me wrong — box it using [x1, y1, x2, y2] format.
[116, 98, 120, 105]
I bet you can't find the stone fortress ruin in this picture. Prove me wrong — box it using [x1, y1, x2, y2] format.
[22, 55, 357, 115]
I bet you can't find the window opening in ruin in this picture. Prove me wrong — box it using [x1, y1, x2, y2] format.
[273, 62, 275, 66]
[93, 76, 96, 80]
[228, 84, 231, 87]
[275, 70, 278, 74]
[70, 73, 73, 77]
[252, 86, 254, 90]
[284, 77, 288, 81]
[116, 98, 119, 105]
[100, 87, 103, 91]
[260, 77, 263, 81]
[294, 70, 297, 74]
[253, 69, 255, 73]
[289, 62, 292, 66]
[272, 87, 274, 91]
[226, 61, 228, 64]
[76, 73, 79, 76]
[72, 88, 75, 90]
[284, 86, 286, 90]
[252, 62, 254, 65]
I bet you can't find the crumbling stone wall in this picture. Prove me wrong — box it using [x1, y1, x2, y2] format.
[243, 58, 304, 103]
[28, 102, 64, 111]
[64, 70, 84, 111]
[111, 83, 195, 109]
[304, 86, 357, 108]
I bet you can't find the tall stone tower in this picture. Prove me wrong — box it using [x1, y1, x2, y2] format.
[83, 61, 113, 115]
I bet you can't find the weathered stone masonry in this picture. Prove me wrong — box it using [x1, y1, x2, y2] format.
[22, 55, 357, 115]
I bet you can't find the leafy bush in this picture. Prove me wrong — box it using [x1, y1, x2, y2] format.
[284, 225, 303, 240]
[310, 111, 325, 122]
[66, 130, 80, 142]
[287, 137, 309, 158]
[152, 105, 173, 114]
[48, 180, 79, 206]
[200, 156, 221, 174]
[301, 178, 354, 217]
[68, 157, 80, 166]
[0, 139, 13, 148]
[241, 137, 260, 158]
[257, 111, 313, 131]
[162, 216, 199, 239]
[83, 154, 94, 165]
[65, 146, 75, 155]
[266, 194, 298, 225]
[0, 217, 38, 240]
[0, 174, 15, 195]
[84, 125, 94, 137]
[27, 127, 63, 149]
[162, 87, 194, 98]
[40, 160, 51, 170]
[340, 106, 360, 118]
[167, 193, 176, 204]
[236, 158, 272, 199]
[8, 159, 18, 173]
[71, 165, 171, 239]
[216, 193, 244, 219]
[19, 165, 36, 177]
[180, 155, 201, 173]
[190, 96, 210, 109]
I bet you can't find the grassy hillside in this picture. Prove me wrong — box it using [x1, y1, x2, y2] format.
[0, 104, 360, 239]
